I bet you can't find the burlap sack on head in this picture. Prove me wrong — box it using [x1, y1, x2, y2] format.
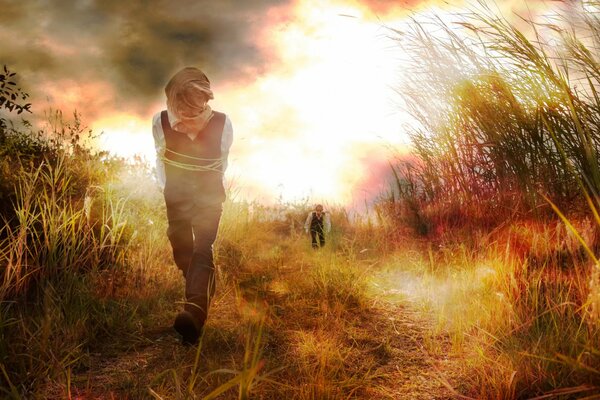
[165, 67, 215, 134]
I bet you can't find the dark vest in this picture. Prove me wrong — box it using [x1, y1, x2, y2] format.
[310, 212, 324, 230]
[161, 110, 226, 207]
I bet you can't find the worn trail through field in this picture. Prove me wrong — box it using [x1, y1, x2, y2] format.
[69, 246, 463, 399]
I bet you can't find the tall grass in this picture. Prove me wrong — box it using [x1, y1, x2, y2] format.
[140, 202, 394, 399]
[381, 3, 600, 396]
[0, 94, 397, 398]
[0, 156, 129, 299]
[0, 111, 183, 397]
[390, 222, 600, 397]
[388, 2, 600, 233]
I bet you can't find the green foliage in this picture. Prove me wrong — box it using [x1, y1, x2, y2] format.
[0, 156, 132, 299]
[0, 71, 174, 396]
[0, 109, 112, 226]
[0, 65, 30, 117]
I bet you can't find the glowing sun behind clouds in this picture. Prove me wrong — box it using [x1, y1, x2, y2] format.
[95, 0, 414, 205]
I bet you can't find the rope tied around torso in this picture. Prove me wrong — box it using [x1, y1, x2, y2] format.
[161, 148, 223, 172]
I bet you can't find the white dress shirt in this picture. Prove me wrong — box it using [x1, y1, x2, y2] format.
[152, 110, 233, 190]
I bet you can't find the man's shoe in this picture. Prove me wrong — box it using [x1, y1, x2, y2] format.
[173, 311, 202, 346]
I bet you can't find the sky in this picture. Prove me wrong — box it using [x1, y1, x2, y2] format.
[0, 0, 575, 207]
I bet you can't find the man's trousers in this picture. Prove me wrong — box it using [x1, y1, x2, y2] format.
[166, 202, 222, 326]
[311, 228, 325, 248]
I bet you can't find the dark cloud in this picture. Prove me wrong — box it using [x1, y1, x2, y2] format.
[108, 0, 294, 92]
[0, 0, 29, 24]
[1, 44, 56, 74]
[0, 0, 294, 113]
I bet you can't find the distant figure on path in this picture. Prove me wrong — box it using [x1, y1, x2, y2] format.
[152, 67, 233, 345]
[304, 204, 331, 249]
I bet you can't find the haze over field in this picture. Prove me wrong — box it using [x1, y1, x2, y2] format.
[3, 1, 600, 398]
[0, 0, 579, 205]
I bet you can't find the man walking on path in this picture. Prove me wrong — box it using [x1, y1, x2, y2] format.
[152, 67, 233, 345]
[304, 204, 331, 249]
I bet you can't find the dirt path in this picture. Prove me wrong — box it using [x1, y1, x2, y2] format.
[369, 268, 464, 399]
[64, 260, 464, 399]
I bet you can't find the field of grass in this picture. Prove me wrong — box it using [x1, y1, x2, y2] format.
[0, 141, 462, 399]
[2, 3, 600, 398]
[381, 3, 600, 398]
[0, 137, 598, 398]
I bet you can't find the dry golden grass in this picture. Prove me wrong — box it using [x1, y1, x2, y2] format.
[2, 139, 598, 399]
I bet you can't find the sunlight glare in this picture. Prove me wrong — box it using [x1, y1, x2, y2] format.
[92, 114, 155, 162]
[211, 0, 411, 204]
[93, 0, 429, 205]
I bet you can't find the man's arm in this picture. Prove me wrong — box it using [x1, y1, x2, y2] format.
[304, 212, 313, 233]
[221, 115, 233, 173]
[152, 113, 166, 190]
